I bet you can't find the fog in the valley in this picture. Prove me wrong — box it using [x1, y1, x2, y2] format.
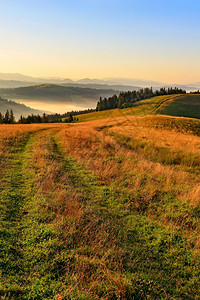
[11, 99, 95, 114]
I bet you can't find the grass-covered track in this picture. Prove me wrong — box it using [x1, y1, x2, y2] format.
[0, 118, 200, 299]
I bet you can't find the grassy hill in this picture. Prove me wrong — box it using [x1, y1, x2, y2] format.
[0, 114, 200, 299]
[0, 97, 45, 120]
[77, 94, 200, 122]
[157, 94, 200, 119]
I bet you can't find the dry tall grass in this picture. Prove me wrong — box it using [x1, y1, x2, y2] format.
[58, 116, 200, 240]
[1, 115, 200, 298]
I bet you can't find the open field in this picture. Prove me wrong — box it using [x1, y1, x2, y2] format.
[0, 114, 200, 299]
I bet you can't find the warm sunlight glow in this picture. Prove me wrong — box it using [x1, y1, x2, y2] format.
[0, 0, 200, 84]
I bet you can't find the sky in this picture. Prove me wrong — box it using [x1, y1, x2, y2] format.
[0, 0, 200, 83]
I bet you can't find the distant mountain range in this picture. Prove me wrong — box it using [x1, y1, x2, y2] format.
[0, 80, 39, 89]
[0, 79, 142, 92]
[0, 73, 153, 91]
[0, 73, 162, 86]
[0, 72, 199, 91]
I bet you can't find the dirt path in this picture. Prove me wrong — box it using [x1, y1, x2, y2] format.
[154, 94, 181, 113]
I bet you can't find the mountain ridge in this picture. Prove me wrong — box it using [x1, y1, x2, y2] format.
[0, 73, 200, 91]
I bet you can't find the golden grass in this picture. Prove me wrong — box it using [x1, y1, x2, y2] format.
[0, 123, 63, 154]
[1, 117, 199, 237]
[58, 116, 200, 237]
[24, 129, 129, 297]
[1, 114, 200, 298]
[108, 116, 200, 155]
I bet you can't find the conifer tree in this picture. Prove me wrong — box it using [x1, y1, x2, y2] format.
[42, 113, 49, 123]
[4, 110, 10, 124]
[0, 113, 3, 124]
[69, 113, 73, 123]
[10, 110, 15, 124]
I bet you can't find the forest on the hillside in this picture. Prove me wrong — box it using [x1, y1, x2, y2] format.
[96, 87, 186, 111]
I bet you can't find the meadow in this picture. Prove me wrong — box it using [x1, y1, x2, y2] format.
[0, 110, 200, 299]
[77, 94, 200, 122]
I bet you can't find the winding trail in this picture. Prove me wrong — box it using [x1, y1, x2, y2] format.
[154, 94, 181, 113]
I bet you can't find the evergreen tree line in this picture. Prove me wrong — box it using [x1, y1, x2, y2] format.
[0, 110, 78, 124]
[0, 110, 15, 124]
[96, 87, 186, 111]
[0, 111, 49, 124]
[48, 108, 95, 122]
[18, 113, 49, 124]
[46, 113, 78, 123]
[190, 90, 200, 94]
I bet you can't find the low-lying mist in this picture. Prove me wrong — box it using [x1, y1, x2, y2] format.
[12, 99, 95, 114]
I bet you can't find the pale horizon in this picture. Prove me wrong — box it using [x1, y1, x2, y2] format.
[0, 71, 200, 86]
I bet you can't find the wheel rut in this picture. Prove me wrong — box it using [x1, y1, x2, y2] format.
[0, 129, 53, 298]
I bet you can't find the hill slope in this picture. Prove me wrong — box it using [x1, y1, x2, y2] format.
[77, 94, 200, 122]
[157, 94, 200, 119]
[0, 97, 45, 120]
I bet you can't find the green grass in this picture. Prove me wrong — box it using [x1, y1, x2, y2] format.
[77, 95, 173, 122]
[157, 94, 200, 119]
[23, 134, 200, 298]
[1, 120, 200, 298]
[0, 132, 35, 298]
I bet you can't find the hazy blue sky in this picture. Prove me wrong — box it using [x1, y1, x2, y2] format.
[0, 0, 200, 83]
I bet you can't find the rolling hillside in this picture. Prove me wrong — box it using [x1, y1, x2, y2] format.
[77, 94, 200, 122]
[0, 97, 45, 120]
[157, 94, 200, 119]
